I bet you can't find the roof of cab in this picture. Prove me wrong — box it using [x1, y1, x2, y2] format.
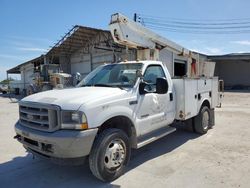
[117, 60, 163, 65]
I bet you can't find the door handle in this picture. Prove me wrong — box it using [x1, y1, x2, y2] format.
[169, 93, 173, 101]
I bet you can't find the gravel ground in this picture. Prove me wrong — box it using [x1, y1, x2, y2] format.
[0, 92, 249, 188]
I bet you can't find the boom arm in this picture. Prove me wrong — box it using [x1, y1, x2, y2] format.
[109, 13, 217, 78]
[109, 13, 191, 57]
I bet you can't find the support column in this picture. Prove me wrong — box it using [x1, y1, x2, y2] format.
[90, 52, 93, 71]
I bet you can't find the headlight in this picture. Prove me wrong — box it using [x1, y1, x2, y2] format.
[71, 112, 81, 122]
[61, 111, 88, 130]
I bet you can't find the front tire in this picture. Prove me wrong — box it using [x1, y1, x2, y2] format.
[89, 128, 131, 182]
[194, 106, 210, 134]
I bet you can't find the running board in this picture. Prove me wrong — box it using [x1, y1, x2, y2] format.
[137, 126, 176, 148]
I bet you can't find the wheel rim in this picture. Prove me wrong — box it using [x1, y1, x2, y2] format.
[202, 111, 209, 130]
[104, 139, 126, 170]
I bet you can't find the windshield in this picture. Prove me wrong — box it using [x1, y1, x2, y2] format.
[77, 63, 143, 88]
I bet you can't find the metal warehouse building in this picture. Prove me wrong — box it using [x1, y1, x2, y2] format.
[7, 25, 137, 90]
[210, 53, 250, 90]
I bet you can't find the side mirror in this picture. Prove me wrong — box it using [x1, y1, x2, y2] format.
[156, 78, 168, 94]
[139, 81, 147, 95]
[75, 72, 81, 80]
[136, 70, 143, 78]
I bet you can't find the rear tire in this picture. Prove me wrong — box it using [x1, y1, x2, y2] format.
[89, 128, 131, 182]
[194, 106, 210, 134]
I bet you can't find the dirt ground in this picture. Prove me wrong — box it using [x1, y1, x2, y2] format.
[0, 92, 249, 188]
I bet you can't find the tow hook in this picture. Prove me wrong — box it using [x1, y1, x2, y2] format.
[13, 135, 21, 140]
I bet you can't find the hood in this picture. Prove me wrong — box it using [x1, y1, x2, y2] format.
[21, 87, 128, 110]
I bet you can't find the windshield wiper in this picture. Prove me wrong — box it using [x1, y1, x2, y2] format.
[94, 84, 124, 90]
[81, 84, 92, 87]
[93, 84, 112, 87]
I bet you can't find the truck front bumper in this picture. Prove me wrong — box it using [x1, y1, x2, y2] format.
[15, 122, 98, 162]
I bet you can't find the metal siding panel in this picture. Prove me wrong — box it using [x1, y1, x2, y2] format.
[92, 52, 114, 69]
[71, 62, 91, 75]
[92, 53, 113, 64]
[70, 53, 91, 74]
[159, 48, 173, 77]
[118, 49, 136, 61]
[21, 63, 34, 89]
[92, 62, 104, 69]
[71, 53, 90, 64]
[217, 61, 250, 88]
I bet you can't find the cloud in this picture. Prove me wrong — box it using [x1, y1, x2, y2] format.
[0, 65, 8, 72]
[5, 35, 51, 43]
[0, 54, 26, 61]
[0, 35, 51, 81]
[235, 51, 249, 53]
[189, 47, 223, 55]
[204, 47, 223, 55]
[1, 35, 51, 53]
[17, 47, 47, 52]
[231, 40, 250, 46]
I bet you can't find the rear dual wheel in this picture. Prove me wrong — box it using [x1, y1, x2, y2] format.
[194, 106, 211, 134]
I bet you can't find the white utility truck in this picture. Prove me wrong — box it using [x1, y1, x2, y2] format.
[14, 13, 220, 182]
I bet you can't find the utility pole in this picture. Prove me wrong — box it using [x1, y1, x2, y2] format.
[133, 13, 137, 22]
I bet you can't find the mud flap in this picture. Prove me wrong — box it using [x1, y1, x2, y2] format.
[209, 108, 215, 127]
[184, 118, 194, 132]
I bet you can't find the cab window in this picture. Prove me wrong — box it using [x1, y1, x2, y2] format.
[143, 65, 166, 92]
[144, 65, 166, 84]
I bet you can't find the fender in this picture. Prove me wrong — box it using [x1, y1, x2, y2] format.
[81, 105, 136, 129]
[200, 97, 211, 110]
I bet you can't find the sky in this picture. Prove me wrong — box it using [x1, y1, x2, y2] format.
[1, 0, 250, 81]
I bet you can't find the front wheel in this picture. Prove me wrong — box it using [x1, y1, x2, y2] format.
[89, 128, 131, 182]
[194, 106, 210, 134]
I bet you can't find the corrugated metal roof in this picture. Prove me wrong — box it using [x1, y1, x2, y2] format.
[47, 25, 111, 55]
[209, 53, 250, 61]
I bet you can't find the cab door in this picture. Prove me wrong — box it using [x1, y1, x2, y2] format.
[135, 65, 173, 136]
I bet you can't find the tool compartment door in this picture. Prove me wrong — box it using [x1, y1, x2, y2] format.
[184, 79, 198, 119]
[211, 77, 219, 108]
[173, 78, 198, 120]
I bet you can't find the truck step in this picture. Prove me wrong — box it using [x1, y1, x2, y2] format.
[137, 126, 176, 148]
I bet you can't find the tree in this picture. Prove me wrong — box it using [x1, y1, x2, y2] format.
[0, 77, 14, 85]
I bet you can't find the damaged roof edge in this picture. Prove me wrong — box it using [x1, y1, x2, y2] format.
[7, 55, 44, 74]
[46, 25, 111, 56]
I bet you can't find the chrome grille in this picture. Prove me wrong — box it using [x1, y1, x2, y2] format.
[19, 101, 60, 132]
